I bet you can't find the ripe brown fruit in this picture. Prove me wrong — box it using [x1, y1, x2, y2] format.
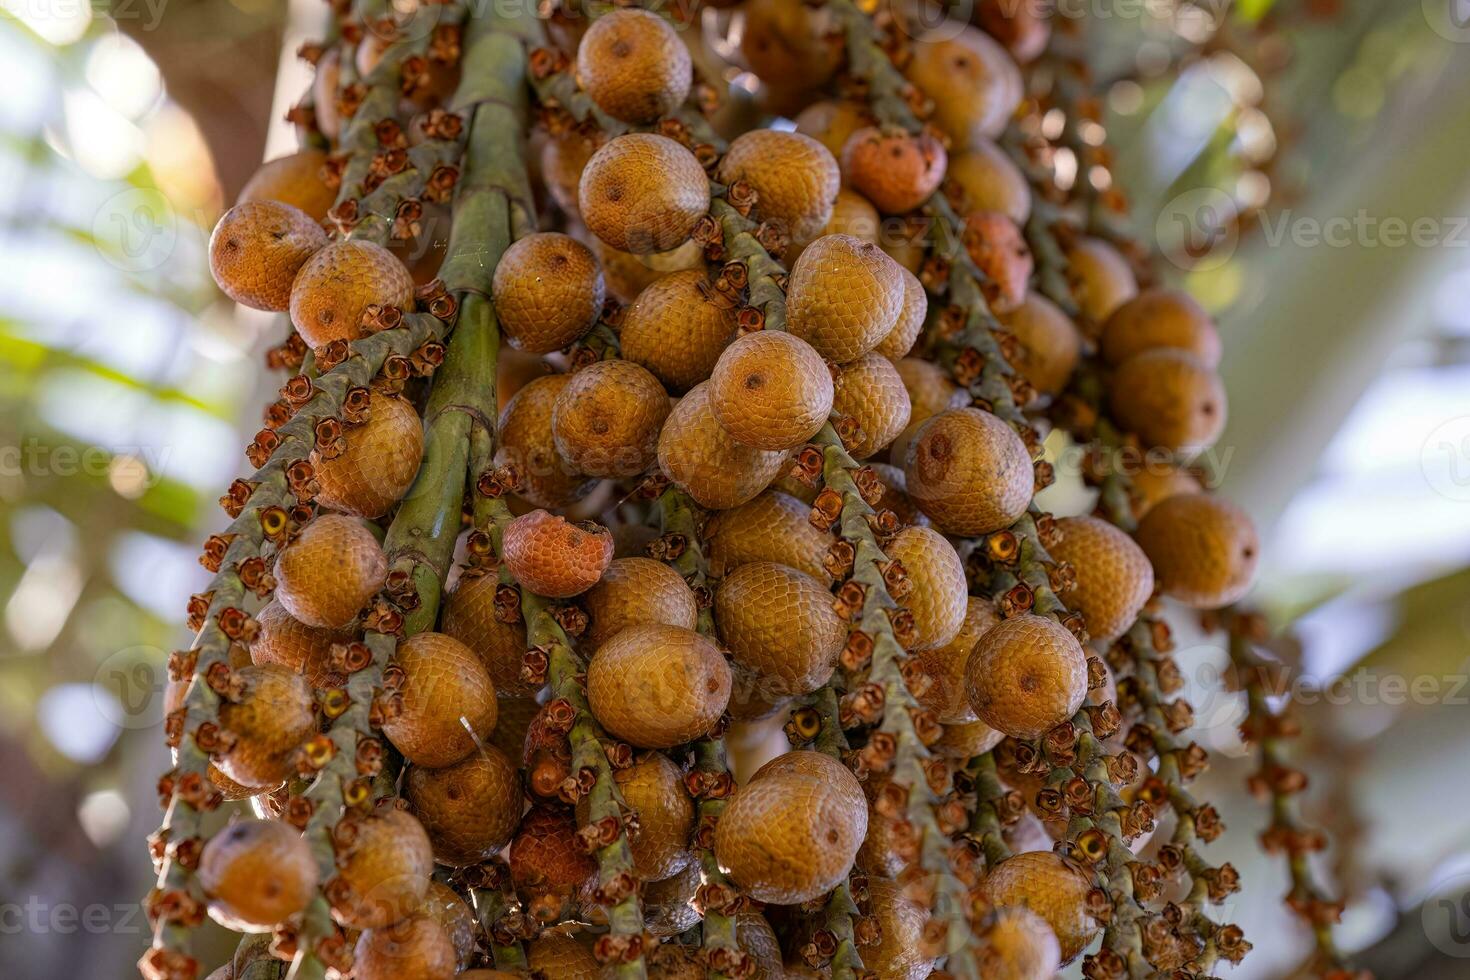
[576, 8, 692, 124]
[238, 149, 335, 221]
[738, 0, 843, 95]
[1102, 287, 1222, 369]
[502, 510, 613, 598]
[983, 850, 1101, 961]
[383, 632, 498, 768]
[1128, 464, 1203, 519]
[705, 489, 835, 584]
[912, 595, 1000, 724]
[215, 665, 315, 789]
[579, 133, 710, 253]
[525, 931, 602, 979]
[997, 293, 1082, 398]
[249, 600, 349, 687]
[861, 877, 936, 979]
[420, 881, 476, 969]
[714, 764, 865, 904]
[620, 268, 737, 391]
[509, 808, 596, 918]
[552, 358, 669, 476]
[1066, 236, 1138, 332]
[310, 48, 342, 141]
[735, 912, 787, 978]
[750, 749, 866, 815]
[1049, 516, 1154, 645]
[831, 351, 912, 460]
[793, 99, 874, 160]
[885, 525, 968, 650]
[904, 26, 1022, 150]
[718, 129, 840, 243]
[903, 408, 1033, 536]
[274, 514, 386, 629]
[643, 863, 701, 937]
[587, 624, 731, 748]
[708, 330, 833, 451]
[842, 126, 947, 215]
[491, 232, 605, 354]
[1135, 493, 1259, 609]
[1109, 350, 1227, 454]
[874, 265, 928, 360]
[596, 238, 703, 305]
[331, 807, 434, 930]
[979, 906, 1063, 980]
[540, 129, 603, 218]
[496, 374, 598, 510]
[198, 819, 316, 931]
[311, 390, 423, 518]
[354, 913, 456, 980]
[716, 561, 846, 701]
[933, 717, 1005, 759]
[406, 744, 521, 866]
[965, 614, 1088, 738]
[658, 381, 788, 509]
[575, 752, 692, 881]
[788, 234, 904, 363]
[897, 357, 970, 427]
[441, 572, 538, 697]
[581, 557, 698, 649]
[208, 201, 326, 312]
[962, 211, 1032, 314]
[290, 240, 415, 348]
[945, 139, 1032, 225]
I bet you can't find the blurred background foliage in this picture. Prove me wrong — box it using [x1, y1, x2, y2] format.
[0, 0, 1466, 976]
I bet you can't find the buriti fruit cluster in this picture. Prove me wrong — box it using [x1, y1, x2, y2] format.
[140, 2, 1322, 980]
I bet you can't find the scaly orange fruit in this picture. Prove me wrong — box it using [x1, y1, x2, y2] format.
[420, 881, 476, 969]
[382, 632, 498, 768]
[904, 25, 1022, 150]
[273, 514, 386, 629]
[903, 408, 1033, 536]
[620, 268, 737, 391]
[238, 149, 335, 221]
[440, 572, 539, 697]
[214, 664, 316, 790]
[1108, 350, 1227, 454]
[502, 510, 613, 598]
[962, 210, 1032, 314]
[491, 232, 605, 354]
[579, 133, 710, 254]
[575, 752, 692, 881]
[198, 819, 317, 931]
[1128, 464, 1203, 520]
[841, 126, 948, 215]
[353, 913, 457, 980]
[525, 930, 602, 979]
[912, 595, 1000, 724]
[657, 381, 788, 509]
[1049, 516, 1153, 645]
[885, 525, 968, 650]
[873, 265, 928, 360]
[249, 599, 350, 687]
[977, 0, 1053, 64]
[965, 614, 1088, 738]
[705, 489, 835, 584]
[289, 240, 415, 348]
[331, 807, 434, 930]
[831, 351, 912, 459]
[787, 233, 904, 363]
[1065, 236, 1138, 334]
[715, 561, 846, 701]
[738, 0, 843, 95]
[982, 850, 1100, 961]
[496, 374, 598, 510]
[794, 99, 875, 160]
[406, 745, 521, 866]
[586, 624, 731, 748]
[945, 138, 1032, 225]
[209, 201, 326, 312]
[978, 906, 1064, 980]
[1135, 492, 1259, 609]
[580, 556, 698, 649]
[717, 129, 840, 244]
[708, 330, 833, 451]
[1101, 287, 1222, 368]
[860, 877, 936, 979]
[576, 8, 691, 124]
[311, 390, 423, 519]
[552, 358, 669, 477]
[996, 293, 1082, 398]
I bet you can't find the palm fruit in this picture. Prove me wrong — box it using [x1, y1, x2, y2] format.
[793, 99, 874, 160]
[1135, 493, 1259, 609]
[540, 128, 603, 218]
[657, 381, 788, 509]
[945, 139, 1032, 224]
[406, 745, 521, 866]
[874, 265, 928, 360]
[643, 862, 701, 936]
[903, 408, 1032, 536]
[197, 819, 316, 931]
[525, 930, 602, 979]
[904, 25, 1022, 149]
[1102, 287, 1222, 368]
[738, 0, 843, 98]
[708, 330, 833, 451]
[581, 556, 698, 649]
[862, 877, 936, 979]
[977, 0, 1053, 63]
[885, 525, 968, 650]
[620, 268, 737, 391]
[382, 632, 498, 768]
[551, 358, 669, 476]
[895, 356, 970, 435]
[576, 8, 691, 124]
[933, 717, 1005, 759]
[996, 293, 1082, 398]
[1109, 349, 1227, 454]
[716, 562, 846, 701]
[831, 351, 912, 459]
[510, 808, 597, 920]
[913, 595, 1000, 723]
[273, 514, 386, 629]
[965, 614, 1088, 738]
[717, 129, 840, 243]
[734, 912, 786, 978]
[289, 240, 415, 348]
[579, 133, 710, 253]
[502, 510, 613, 598]
[575, 752, 692, 880]
[750, 749, 866, 814]
[586, 624, 731, 748]
[713, 764, 865, 904]
[1065, 236, 1138, 333]
[867, 462, 927, 528]
[787, 234, 904, 363]
[311, 390, 423, 518]
[983, 850, 1101, 961]
[441, 572, 539, 697]
[249, 600, 349, 685]
[208, 201, 326, 312]
[238, 149, 335, 221]
[309, 47, 341, 140]
[331, 807, 434, 929]
[820, 187, 883, 246]
[596, 238, 704, 305]
[1128, 464, 1203, 519]
[420, 881, 476, 969]
[705, 489, 835, 583]
[841, 126, 947, 215]
[491, 232, 605, 354]
[214, 665, 315, 789]
[856, 802, 906, 877]
[1049, 516, 1154, 645]
[354, 913, 456, 980]
[962, 211, 1032, 314]
[496, 374, 597, 510]
[979, 906, 1063, 980]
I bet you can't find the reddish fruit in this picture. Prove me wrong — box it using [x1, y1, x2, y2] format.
[501, 510, 613, 598]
